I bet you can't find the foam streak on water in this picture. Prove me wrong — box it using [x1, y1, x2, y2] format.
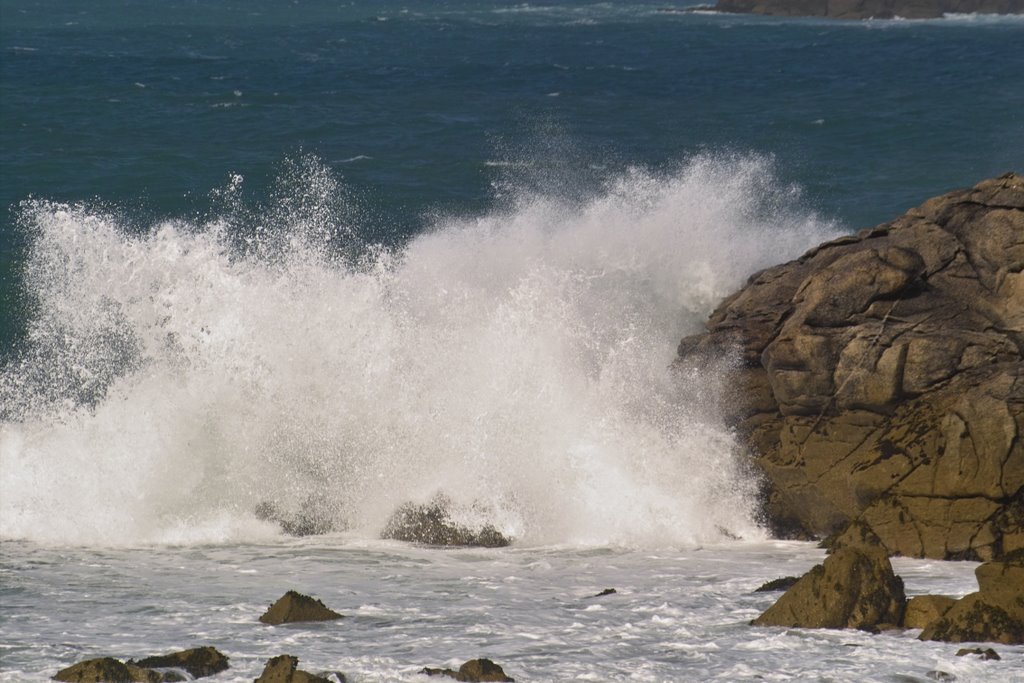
[1, 154, 835, 547]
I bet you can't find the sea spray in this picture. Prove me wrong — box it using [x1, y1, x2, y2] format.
[0, 154, 840, 547]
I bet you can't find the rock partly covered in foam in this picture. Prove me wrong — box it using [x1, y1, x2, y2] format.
[676, 173, 1024, 561]
[420, 659, 515, 682]
[381, 495, 511, 547]
[712, 0, 1024, 19]
[751, 546, 905, 630]
[53, 647, 229, 682]
[259, 591, 344, 625]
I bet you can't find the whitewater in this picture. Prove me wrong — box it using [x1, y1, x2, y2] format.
[2, 157, 1022, 681]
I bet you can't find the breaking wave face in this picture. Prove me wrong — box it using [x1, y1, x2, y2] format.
[0, 154, 838, 547]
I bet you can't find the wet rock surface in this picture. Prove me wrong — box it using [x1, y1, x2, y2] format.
[751, 546, 905, 630]
[420, 659, 515, 682]
[918, 560, 1024, 644]
[381, 496, 511, 547]
[676, 173, 1024, 560]
[129, 646, 229, 679]
[253, 655, 339, 683]
[259, 591, 344, 625]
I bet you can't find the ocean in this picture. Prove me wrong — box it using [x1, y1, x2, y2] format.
[1, 1, 1023, 681]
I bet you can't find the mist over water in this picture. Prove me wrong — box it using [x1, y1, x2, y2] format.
[0, 154, 839, 548]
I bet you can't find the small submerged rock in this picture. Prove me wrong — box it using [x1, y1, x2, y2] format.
[420, 658, 514, 682]
[259, 591, 344, 625]
[255, 500, 335, 537]
[588, 588, 617, 598]
[956, 647, 1001, 660]
[381, 495, 511, 547]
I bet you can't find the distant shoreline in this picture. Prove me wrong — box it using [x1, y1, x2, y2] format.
[674, 0, 1024, 19]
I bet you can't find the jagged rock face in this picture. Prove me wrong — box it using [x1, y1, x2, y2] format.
[713, 0, 1024, 19]
[677, 173, 1024, 560]
[259, 591, 344, 626]
[751, 546, 905, 630]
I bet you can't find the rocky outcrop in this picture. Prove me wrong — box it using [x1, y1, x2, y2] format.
[253, 655, 337, 683]
[919, 560, 1024, 644]
[54, 648, 229, 682]
[712, 0, 1024, 19]
[129, 647, 229, 679]
[751, 546, 905, 629]
[255, 498, 335, 537]
[259, 591, 344, 625]
[676, 173, 1024, 560]
[53, 658, 167, 683]
[421, 659, 515, 682]
[381, 496, 511, 547]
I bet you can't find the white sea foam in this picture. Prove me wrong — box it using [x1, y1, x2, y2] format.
[0, 154, 838, 547]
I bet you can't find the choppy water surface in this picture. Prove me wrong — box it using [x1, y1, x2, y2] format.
[2, 539, 1020, 683]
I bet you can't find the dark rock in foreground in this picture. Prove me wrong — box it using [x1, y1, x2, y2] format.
[259, 591, 344, 625]
[129, 647, 229, 679]
[712, 0, 1024, 19]
[54, 648, 230, 682]
[253, 655, 340, 683]
[52, 658, 164, 683]
[381, 495, 511, 547]
[956, 647, 1001, 660]
[752, 546, 905, 629]
[676, 173, 1024, 561]
[421, 659, 515, 682]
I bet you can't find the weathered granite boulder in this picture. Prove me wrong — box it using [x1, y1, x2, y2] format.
[919, 559, 1024, 644]
[676, 173, 1024, 560]
[751, 546, 905, 629]
[253, 655, 336, 683]
[381, 496, 511, 547]
[259, 591, 344, 625]
[421, 659, 515, 682]
[129, 647, 229, 679]
[903, 595, 956, 629]
[713, 0, 1024, 19]
[52, 658, 180, 683]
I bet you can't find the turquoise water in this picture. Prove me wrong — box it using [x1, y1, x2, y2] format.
[2, 1, 1023, 351]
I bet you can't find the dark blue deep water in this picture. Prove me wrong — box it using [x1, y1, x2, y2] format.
[2, 1, 1023, 351]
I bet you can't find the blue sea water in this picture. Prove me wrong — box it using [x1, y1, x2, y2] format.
[1, 3, 1024, 681]
[2, 1, 1023, 349]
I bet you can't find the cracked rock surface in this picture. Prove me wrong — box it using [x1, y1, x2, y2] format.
[676, 173, 1023, 560]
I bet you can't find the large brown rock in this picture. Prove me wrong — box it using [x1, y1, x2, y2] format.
[919, 560, 1024, 644]
[903, 595, 956, 629]
[751, 546, 905, 629]
[52, 658, 176, 683]
[129, 647, 229, 679]
[676, 173, 1024, 560]
[713, 0, 1024, 19]
[258, 591, 344, 625]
